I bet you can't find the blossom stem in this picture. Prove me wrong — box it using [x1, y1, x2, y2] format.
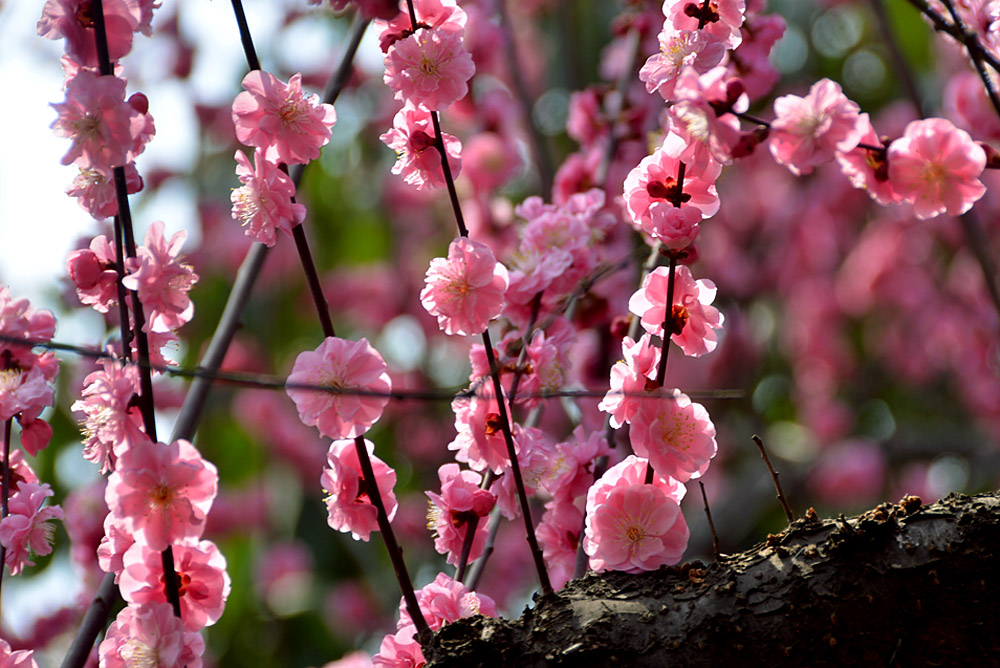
[92, 0, 182, 627]
[654, 252, 680, 389]
[430, 111, 469, 237]
[291, 223, 338, 339]
[353, 435, 429, 635]
[230, 0, 262, 72]
[464, 506, 502, 590]
[0, 418, 11, 603]
[480, 334, 553, 595]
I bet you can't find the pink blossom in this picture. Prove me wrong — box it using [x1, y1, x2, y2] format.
[623, 135, 722, 229]
[426, 463, 495, 565]
[599, 334, 661, 429]
[397, 572, 497, 631]
[0, 366, 55, 439]
[231, 148, 306, 246]
[383, 27, 475, 110]
[67, 161, 143, 220]
[286, 337, 392, 439]
[232, 71, 337, 165]
[489, 426, 552, 519]
[51, 70, 153, 170]
[584, 481, 688, 573]
[122, 221, 199, 332]
[448, 385, 514, 473]
[380, 102, 462, 190]
[728, 13, 785, 100]
[98, 602, 205, 668]
[629, 265, 725, 357]
[547, 426, 612, 503]
[639, 25, 725, 101]
[71, 358, 144, 472]
[376, 0, 467, 52]
[588, 455, 688, 507]
[37, 0, 138, 68]
[628, 388, 717, 483]
[0, 639, 38, 668]
[98, 513, 134, 580]
[887, 117, 987, 220]
[504, 246, 574, 307]
[536, 498, 584, 590]
[321, 438, 398, 541]
[119, 538, 231, 631]
[461, 132, 520, 193]
[769, 78, 863, 176]
[420, 237, 509, 336]
[66, 235, 119, 312]
[0, 289, 59, 443]
[0, 482, 64, 576]
[372, 627, 424, 668]
[667, 66, 745, 167]
[835, 113, 900, 206]
[664, 0, 746, 49]
[106, 437, 218, 551]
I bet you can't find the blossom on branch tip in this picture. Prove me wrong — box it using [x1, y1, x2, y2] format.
[286, 337, 392, 439]
[66, 235, 119, 312]
[639, 25, 725, 101]
[321, 438, 398, 542]
[768, 78, 862, 176]
[231, 148, 306, 246]
[420, 237, 508, 336]
[887, 117, 987, 220]
[232, 71, 337, 165]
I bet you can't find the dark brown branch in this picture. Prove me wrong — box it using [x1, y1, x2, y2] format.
[424, 492, 1000, 667]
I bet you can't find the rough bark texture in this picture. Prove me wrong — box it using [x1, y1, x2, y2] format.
[423, 492, 1000, 667]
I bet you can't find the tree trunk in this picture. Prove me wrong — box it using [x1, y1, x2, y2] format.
[423, 492, 1000, 667]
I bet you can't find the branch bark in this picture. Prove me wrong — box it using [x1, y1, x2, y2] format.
[424, 492, 1000, 667]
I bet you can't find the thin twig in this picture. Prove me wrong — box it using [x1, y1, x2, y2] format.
[752, 434, 795, 523]
[868, 0, 925, 117]
[464, 506, 503, 591]
[901, 0, 1000, 74]
[699, 481, 721, 560]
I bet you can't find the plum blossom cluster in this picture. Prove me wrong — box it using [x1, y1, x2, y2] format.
[377, 0, 475, 189]
[41, 0, 158, 222]
[99, 435, 228, 662]
[230, 70, 336, 245]
[763, 77, 988, 220]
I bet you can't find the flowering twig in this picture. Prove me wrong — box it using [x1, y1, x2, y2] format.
[227, 0, 429, 636]
[403, 0, 553, 597]
[939, 0, 1000, 118]
[900, 0, 1000, 74]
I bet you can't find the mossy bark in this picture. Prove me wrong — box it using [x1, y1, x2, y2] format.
[423, 492, 1000, 667]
